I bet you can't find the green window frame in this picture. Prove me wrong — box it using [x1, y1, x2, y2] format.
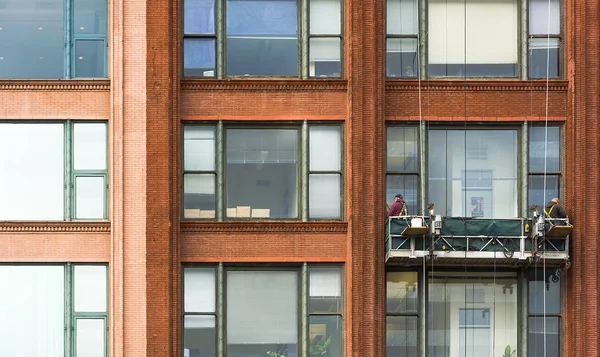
[182, 264, 344, 357]
[181, 0, 343, 78]
[0, 121, 108, 221]
[386, 126, 421, 215]
[0, 263, 108, 357]
[0, 0, 108, 79]
[527, 268, 562, 357]
[527, 126, 562, 213]
[182, 122, 344, 221]
[386, 271, 420, 357]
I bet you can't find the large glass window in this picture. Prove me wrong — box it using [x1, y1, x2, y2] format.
[429, 272, 518, 357]
[528, 268, 561, 357]
[428, 0, 518, 77]
[183, 0, 342, 77]
[386, 0, 418, 78]
[0, 264, 107, 357]
[386, 272, 418, 357]
[428, 129, 518, 218]
[386, 126, 419, 214]
[528, 0, 561, 78]
[182, 124, 343, 220]
[528, 126, 561, 212]
[0, 0, 107, 78]
[182, 265, 344, 357]
[0, 121, 108, 220]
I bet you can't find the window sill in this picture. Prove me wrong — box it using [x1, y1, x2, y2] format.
[0, 79, 110, 91]
[181, 221, 348, 233]
[0, 221, 111, 233]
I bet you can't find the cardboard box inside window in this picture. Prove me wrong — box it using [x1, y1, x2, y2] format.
[184, 209, 200, 219]
[236, 206, 251, 218]
[251, 209, 270, 218]
[199, 210, 216, 218]
[226, 208, 237, 217]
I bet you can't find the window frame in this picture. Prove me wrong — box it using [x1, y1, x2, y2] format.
[386, 270, 420, 357]
[384, 0, 420, 79]
[527, 0, 563, 79]
[386, 125, 421, 215]
[182, 264, 344, 357]
[527, 267, 563, 357]
[181, 122, 344, 221]
[181, 0, 344, 78]
[527, 125, 563, 211]
[0, 120, 108, 221]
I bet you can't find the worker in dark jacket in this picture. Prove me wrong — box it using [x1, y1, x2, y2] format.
[544, 198, 567, 219]
[387, 194, 409, 217]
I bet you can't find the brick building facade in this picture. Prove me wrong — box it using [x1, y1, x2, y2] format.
[0, 0, 599, 356]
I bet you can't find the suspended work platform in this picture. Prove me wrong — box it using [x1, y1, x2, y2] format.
[385, 215, 572, 267]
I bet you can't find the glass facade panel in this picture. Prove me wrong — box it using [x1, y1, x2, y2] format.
[226, 129, 298, 218]
[529, 0, 560, 35]
[309, 267, 342, 314]
[386, 0, 418, 35]
[184, 268, 216, 313]
[75, 319, 105, 357]
[74, 0, 108, 34]
[0, 265, 65, 357]
[309, 126, 341, 171]
[528, 175, 560, 213]
[75, 176, 105, 219]
[529, 126, 561, 172]
[226, 270, 298, 357]
[309, 174, 341, 219]
[183, 174, 216, 217]
[429, 273, 518, 357]
[428, 129, 518, 218]
[226, 0, 298, 76]
[74, 123, 107, 170]
[309, 0, 341, 34]
[74, 40, 105, 78]
[528, 317, 560, 357]
[387, 316, 418, 357]
[184, 38, 216, 77]
[184, 126, 216, 171]
[309, 316, 342, 357]
[184, 0, 216, 34]
[529, 38, 560, 78]
[387, 127, 418, 172]
[387, 272, 418, 313]
[528, 268, 561, 314]
[386, 38, 418, 78]
[184, 316, 216, 357]
[386, 175, 418, 215]
[309, 37, 341, 77]
[0, 123, 64, 220]
[74, 265, 107, 312]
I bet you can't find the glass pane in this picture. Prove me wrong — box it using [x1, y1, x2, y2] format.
[387, 126, 418, 171]
[226, 129, 298, 218]
[529, 126, 560, 172]
[528, 317, 560, 357]
[184, 316, 216, 357]
[0, 266, 64, 357]
[184, 268, 216, 313]
[74, 265, 107, 312]
[428, 130, 518, 218]
[428, 0, 518, 77]
[227, 271, 298, 357]
[310, 0, 341, 34]
[183, 174, 216, 217]
[528, 38, 560, 78]
[387, 38, 418, 78]
[310, 126, 341, 170]
[309, 38, 341, 77]
[184, 0, 215, 34]
[309, 316, 342, 357]
[76, 319, 105, 357]
[74, 123, 107, 170]
[528, 175, 559, 214]
[226, 0, 298, 76]
[309, 174, 341, 219]
[0, 123, 64, 220]
[76, 177, 105, 219]
[184, 38, 216, 77]
[529, 0, 560, 35]
[75, 40, 105, 78]
[387, 316, 418, 357]
[386, 175, 417, 215]
[184, 126, 216, 171]
[429, 273, 518, 357]
[528, 268, 561, 314]
[74, 0, 108, 34]
[309, 267, 342, 313]
[387, 272, 418, 313]
[386, 0, 418, 35]
[0, 0, 64, 78]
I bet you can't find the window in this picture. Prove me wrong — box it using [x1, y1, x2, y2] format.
[386, 0, 418, 78]
[428, 272, 518, 357]
[528, 0, 561, 78]
[428, 129, 518, 218]
[528, 268, 561, 357]
[182, 0, 342, 78]
[0, 122, 108, 220]
[528, 127, 561, 211]
[182, 265, 344, 357]
[182, 124, 343, 220]
[386, 126, 419, 214]
[0, 0, 108, 78]
[0, 264, 108, 357]
[386, 272, 418, 357]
